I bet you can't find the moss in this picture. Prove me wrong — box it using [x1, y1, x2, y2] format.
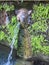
[17, 28, 32, 59]
[28, 3, 49, 55]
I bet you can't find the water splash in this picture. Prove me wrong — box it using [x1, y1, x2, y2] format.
[5, 14, 9, 26]
[4, 22, 20, 65]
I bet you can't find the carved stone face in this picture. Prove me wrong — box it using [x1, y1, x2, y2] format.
[15, 8, 32, 28]
[0, 10, 9, 25]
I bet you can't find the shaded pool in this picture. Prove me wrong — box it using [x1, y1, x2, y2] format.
[0, 44, 17, 65]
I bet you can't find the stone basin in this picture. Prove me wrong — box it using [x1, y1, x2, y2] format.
[0, 43, 17, 65]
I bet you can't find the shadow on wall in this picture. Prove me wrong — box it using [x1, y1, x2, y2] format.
[0, 44, 17, 59]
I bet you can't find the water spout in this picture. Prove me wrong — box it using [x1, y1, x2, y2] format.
[4, 22, 20, 65]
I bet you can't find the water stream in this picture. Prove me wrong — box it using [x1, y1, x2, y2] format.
[4, 22, 20, 65]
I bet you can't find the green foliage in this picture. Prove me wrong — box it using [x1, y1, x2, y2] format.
[0, 4, 17, 48]
[31, 35, 43, 54]
[31, 35, 49, 55]
[0, 31, 6, 40]
[3, 3, 14, 11]
[0, 3, 14, 11]
[0, 16, 20, 49]
[6, 16, 20, 49]
[32, 4, 49, 21]
[0, 4, 3, 10]
[28, 4, 49, 55]
[31, 20, 47, 32]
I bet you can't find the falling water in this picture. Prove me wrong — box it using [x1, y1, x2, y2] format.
[4, 22, 20, 65]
